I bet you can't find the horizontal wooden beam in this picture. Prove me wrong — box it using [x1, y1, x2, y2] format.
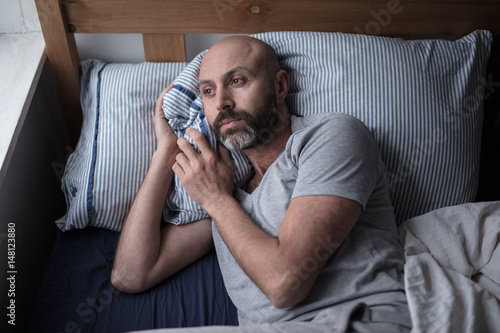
[63, 0, 500, 37]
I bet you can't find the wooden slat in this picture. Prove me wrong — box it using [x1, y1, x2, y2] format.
[143, 33, 186, 62]
[63, 0, 500, 37]
[35, 0, 82, 147]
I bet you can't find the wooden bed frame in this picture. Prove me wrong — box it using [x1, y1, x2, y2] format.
[35, 0, 500, 200]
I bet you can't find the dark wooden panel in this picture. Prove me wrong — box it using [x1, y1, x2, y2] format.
[143, 33, 187, 62]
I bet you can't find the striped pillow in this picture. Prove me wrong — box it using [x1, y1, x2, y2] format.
[57, 60, 187, 231]
[163, 30, 492, 225]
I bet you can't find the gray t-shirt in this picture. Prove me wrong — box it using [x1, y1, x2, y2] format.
[212, 113, 410, 327]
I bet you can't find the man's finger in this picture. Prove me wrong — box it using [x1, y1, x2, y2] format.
[186, 128, 213, 154]
[175, 152, 190, 168]
[155, 84, 174, 116]
[177, 137, 199, 161]
[172, 161, 185, 177]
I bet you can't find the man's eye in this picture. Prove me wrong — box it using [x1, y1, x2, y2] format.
[232, 78, 243, 85]
[203, 88, 214, 96]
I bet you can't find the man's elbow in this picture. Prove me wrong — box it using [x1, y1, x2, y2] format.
[111, 268, 148, 294]
[266, 275, 311, 309]
[269, 294, 303, 310]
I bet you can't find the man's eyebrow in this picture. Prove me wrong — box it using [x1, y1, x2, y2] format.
[198, 66, 254, 89]
[198, 79, 213, 89]
[226, 66, 254, 77]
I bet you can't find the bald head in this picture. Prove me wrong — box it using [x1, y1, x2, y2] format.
[200, 36, 281, 84]
[197, 36, 290, 151]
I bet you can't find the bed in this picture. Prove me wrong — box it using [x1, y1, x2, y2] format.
[28, 0, 500, 332]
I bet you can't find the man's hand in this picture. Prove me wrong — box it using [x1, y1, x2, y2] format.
[154, 84, 179, 153]
[173, 128, 235, 210]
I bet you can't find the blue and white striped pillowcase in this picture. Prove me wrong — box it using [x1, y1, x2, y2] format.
[258, 30, 491, 223]
[57, 60, 187, 231]
[163, 30, 491, 224]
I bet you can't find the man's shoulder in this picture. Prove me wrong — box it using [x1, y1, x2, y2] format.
[288, 112, 378, 160]
[291, 112, 369, 135]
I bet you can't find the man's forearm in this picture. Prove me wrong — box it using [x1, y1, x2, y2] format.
[112, 149, 176, 291]
[205, 196, 304, 308]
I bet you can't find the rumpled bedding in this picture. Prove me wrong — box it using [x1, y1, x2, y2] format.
[400, 201, 500, 332]
[28, 202, 500, 333]
[130, 202, 500, 333]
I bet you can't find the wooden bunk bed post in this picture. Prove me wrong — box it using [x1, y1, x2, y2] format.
[35, 0, 82, 147]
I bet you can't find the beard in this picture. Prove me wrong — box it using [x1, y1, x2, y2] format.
[212, 89, 279, 151]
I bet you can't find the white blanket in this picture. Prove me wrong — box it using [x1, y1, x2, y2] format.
[400, 201, 500, 332]
[132, 201, 500, 333]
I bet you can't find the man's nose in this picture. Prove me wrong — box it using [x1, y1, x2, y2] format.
[216, 88, 235, 111]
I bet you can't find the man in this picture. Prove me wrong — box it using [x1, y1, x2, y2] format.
[112, 36, 411, 332]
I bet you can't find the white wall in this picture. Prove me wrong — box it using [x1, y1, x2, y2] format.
[75, 33, 237, 63]
[0, 0, 40, 33]
[0, 0, 235, 62]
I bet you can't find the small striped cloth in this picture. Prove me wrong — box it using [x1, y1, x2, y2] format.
[162, 53, 252, 224]
[162, 30, 492, 225]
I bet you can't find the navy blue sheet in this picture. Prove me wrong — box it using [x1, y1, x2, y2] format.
[27, 227, 238, 332]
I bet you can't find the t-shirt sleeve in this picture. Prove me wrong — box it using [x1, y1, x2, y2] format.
[290, 114, 384, 209]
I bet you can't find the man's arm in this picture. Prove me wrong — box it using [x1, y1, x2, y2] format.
[111, 87, 213, 293]
[173, 129, 361, 308]
[206, 194, 360, 309]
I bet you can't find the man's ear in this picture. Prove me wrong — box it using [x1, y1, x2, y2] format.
[275, 70, 289, 103]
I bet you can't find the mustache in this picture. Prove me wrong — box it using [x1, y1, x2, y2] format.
[214, 108, 251, 127]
